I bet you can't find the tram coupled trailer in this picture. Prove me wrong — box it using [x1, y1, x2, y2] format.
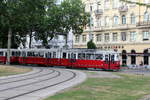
[0, 49, 21, 64]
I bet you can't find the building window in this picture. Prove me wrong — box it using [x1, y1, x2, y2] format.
[113, 16, 118, 25]
[104, 33, 110, 42]
[131, 14, 136, 24]
[143, 31, 149, 40]
[105, 16, 109, 26]
[91, 18, 94, 26]
[104, 0, 109, 9]
[96, 34, 102, 42]
[144, 12, 149, 22]
[144, 0, 149, 4]
[75, 35, 80, 43]
[112, 33, 118, 41]
[121, 32, 126, 41]
[122, 15, 126, 24]
[130, 32, 136, 41]
[112, 0, 118, 8]
[96, 18, 101, 27]
[82, 35, 86, 42]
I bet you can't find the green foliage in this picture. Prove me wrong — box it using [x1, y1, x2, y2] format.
[0, 0, 89, 48]
[87, 40, 97, 49]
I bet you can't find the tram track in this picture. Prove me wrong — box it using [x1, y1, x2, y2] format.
[0, 67, 43, 81]
[0, 70, 59, 92]
[0, 69, 55, 85]
[3, 70, 77, 100]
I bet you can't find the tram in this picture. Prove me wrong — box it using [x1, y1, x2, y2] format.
[0, 48, 120, 71]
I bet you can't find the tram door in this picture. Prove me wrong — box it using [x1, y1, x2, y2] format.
[105, 54, 111, 69]
[68, 52, 76, 67]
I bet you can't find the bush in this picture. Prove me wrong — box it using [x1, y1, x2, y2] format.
[87, 40, 97, 49]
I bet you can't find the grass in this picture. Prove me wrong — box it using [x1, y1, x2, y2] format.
[44, 73, 150, 100]
[0, 65, 32, 77]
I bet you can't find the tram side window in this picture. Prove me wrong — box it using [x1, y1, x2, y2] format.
[105, 55, 109, 61]
[95, 54, 103, 60]
[63, 52, 67, 59]
[16, 52, 21, 56]
[70, 53, 76, 59]
[72, 54, 76, 59]
[0, 52, 3, 56]
[86, 54, 94, 60]
[115, 54, 119, 61]
[53, 52, 56, 58]
[111, 55, 114, 61]
[22, 52, 26, 57]
[78, 53, 85, 60]
[39, 52, 44, 57]
[27, 52, 33, 56]
[12, 51, 15, 56]
[68, 54, 70, 59]
[46, 52, 51, 58]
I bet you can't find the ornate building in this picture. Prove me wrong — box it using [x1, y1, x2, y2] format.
[73, 0, 150, 66]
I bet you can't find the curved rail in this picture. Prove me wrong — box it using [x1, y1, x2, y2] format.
[4, 70, 76, 100]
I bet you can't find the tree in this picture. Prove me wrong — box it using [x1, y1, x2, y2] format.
[120, 0, 150, 7]
[87, 40, 97, 49]
[35, 0, 89, 47]
[0, 0, 89, 49]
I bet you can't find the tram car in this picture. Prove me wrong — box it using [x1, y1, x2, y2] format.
[0, 48, 120, 71]
[0, 49, 20, 64]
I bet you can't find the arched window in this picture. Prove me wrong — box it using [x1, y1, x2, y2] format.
[113, 16, 118, 25]
[131, 14, 136, 24]
[144, 12, 149, 22]
[122, 15, 126, 24]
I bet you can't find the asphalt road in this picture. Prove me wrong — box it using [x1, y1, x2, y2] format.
[0, 67, 86, 100]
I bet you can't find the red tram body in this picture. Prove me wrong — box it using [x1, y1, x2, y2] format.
[0, 48, 120, 71]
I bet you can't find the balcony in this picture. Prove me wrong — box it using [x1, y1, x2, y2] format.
[94, 9, 103, 15]
[136, 21, 150, 27]
[118, 5, 128, 12]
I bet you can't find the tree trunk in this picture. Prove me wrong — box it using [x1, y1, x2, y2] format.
[6, 27, 12, 65]
[29, 31, 32, 48]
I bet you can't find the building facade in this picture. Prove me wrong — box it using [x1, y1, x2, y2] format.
[73, 0, 150, 66]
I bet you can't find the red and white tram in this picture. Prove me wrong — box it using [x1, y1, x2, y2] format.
[0, 48, 120, 71]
